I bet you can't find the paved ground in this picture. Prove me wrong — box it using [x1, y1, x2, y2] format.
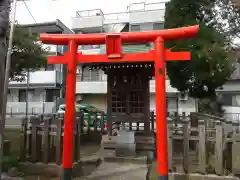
[84, 162, 148, 180]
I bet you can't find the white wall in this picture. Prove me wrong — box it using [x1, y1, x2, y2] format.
[9, 70, 60, 86]
[7, 89, 45, 102]
[223, 106, 240, 122]
[79, 93, 196, 115]
[150, 94, 197, 115]
[7, 89, 53, 115]
[7, 90, 197, 115]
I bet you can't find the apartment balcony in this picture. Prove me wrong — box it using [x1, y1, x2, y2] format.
[72, 2, 166, 33]
[72, 9, 104, 33]
[76, 74, 178, 94]
[103, 12, 129, 25]
[9, 70, 62, 89]
[6, 102, 55, 116]
[79, 45, 102, 54]
[128, 2, 165, 24]
[230, 63, 240, 80]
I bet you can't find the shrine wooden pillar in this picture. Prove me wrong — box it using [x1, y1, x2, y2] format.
[107, 69, 113, 136]
[154, 37, 168, 179]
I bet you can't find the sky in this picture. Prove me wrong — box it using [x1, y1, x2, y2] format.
[14, 0, 168, 29]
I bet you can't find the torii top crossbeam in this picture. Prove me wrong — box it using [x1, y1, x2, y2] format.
[41, 25, 199, 45]
[40, 25, 199, 180]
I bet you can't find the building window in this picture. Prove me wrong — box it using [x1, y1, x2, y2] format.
[220, 93, 233, 106]
[131, 25, 141, 32]
[45, 64, 55, 71]
[45, 89, 60, 102]
[153, 23, 164, 30]
[167, 97, 178, 113]
[19, 90, 26, 102]
[82, 68, 102, 81]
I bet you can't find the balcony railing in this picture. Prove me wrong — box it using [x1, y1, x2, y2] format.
[9, 70, 62, 86]
[76, 73, 107, 82]
[76, 9, 104, 17]
[127, 2, 166, 12]
[6, 102, 55, 116]
[74, 1, 166, 21]
[231, 63, 240, 79]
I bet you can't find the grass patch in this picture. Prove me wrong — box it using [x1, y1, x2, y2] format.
[2, 128, 21, 172]
[4, 128, 21, 156]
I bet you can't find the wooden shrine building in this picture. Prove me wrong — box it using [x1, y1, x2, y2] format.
[84, 60, 154, 135]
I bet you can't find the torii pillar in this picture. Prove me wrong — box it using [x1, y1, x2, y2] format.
[40, 25, 199, 180]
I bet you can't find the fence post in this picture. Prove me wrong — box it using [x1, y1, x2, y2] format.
[31, 115, 41, 162]
[151, 111, 155, 131]
[167, 117, 173, 171]
[20, 117, 27, 161]
[56, 113, 63, 165]
[101, 112, 104, 133]
[74, 112, 80, 162]
[87, 113, 91, 133]
[198, 119, 206, 174]
[43, 115, 51, 164]
[94, 113, 97, 132]
[232, 121, 239, 135]
[232, 133, 240, 175]
[182, 116, 189, 173]
[215, 120, 223, 175]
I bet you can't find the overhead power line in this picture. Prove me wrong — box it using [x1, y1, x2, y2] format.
[23, 0, 37, 23]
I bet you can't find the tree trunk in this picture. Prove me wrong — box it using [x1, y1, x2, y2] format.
[0, 0, 10, 178]
[0, 0, 10, 118]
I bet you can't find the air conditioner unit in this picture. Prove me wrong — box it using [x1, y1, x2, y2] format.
[178, 92, 188, 101]
[76, 94, 83, 101]
[76, 68, 81, 74]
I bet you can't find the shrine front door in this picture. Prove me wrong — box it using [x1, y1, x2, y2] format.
[107, 65, 151, 134]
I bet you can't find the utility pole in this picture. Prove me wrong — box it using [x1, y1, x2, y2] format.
[0, 0, 17, 177]
[25, 69, 30, 118]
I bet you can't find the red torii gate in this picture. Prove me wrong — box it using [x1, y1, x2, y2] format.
[40, 25, 199, 180]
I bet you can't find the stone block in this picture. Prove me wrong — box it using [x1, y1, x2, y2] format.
[115, 143, 136, 157]
[168, 173, 240, 180]
[169, 173, 188, 180]
[115, 131, 136, 157]
[232, 142, 240, 175]
[233, 134, 240, 142]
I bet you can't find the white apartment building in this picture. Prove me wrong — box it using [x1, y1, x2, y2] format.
[72, 2, 197, 115]
[7, 20, 72, 116]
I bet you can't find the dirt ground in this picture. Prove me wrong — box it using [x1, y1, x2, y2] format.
[4, 128, 159, 180]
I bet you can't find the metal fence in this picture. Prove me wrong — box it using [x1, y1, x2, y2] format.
[6, 102, 55, 117]
[224, 113, 240, 123]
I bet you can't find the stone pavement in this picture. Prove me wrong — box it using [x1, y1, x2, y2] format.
[83, 162, 149, 180]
